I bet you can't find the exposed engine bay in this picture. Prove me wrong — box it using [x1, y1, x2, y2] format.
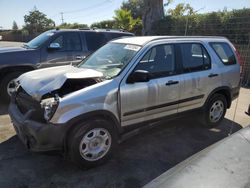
[42, 77, 103, 99]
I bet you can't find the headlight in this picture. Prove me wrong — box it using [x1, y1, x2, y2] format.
[40, 95, 59, 121]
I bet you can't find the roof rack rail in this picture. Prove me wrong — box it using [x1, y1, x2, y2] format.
[79, 28, 91, 30]
[88, 28, 128, 33]
[150, 35, 225, 41]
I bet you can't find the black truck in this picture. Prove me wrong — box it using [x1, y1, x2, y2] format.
[0, 29, 133, 101]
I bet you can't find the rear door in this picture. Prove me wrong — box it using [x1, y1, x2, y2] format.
[177, 42, 221, 112]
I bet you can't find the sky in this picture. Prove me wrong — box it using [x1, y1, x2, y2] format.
[0, 0, 250, 29]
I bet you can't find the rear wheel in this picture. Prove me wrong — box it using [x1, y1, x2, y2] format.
[0, 72, 24, 102]
[67, 119, 118, 168]
[201, 94, 227, 127]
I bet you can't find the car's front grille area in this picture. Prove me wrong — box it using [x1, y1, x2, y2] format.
[15, 87, 45, 122]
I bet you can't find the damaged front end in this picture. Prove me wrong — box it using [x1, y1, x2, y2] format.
[14, 65, 104, 122]
[9, 66, 105, 151]
[39, 77, 103, 121]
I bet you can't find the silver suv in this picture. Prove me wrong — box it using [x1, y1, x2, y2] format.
[9, 36, 240, 167]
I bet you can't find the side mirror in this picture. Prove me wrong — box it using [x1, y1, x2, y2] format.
[48, 43, 61, 50]
[127, 70, 150, 83]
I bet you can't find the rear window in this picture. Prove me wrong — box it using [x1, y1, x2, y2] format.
[210, 42, 236, 65]
[179, 43, 211, 73]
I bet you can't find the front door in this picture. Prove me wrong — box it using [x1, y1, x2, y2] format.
[120, 43, 180, 126]
[40, 32, 83, 68]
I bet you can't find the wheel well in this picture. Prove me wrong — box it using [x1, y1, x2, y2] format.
[63, 111, 121, 152]
[210, 88, 232, 108]
[0, 66, 35, 80]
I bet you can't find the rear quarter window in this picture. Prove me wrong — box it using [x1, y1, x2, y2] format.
[210, 42, 236, 65]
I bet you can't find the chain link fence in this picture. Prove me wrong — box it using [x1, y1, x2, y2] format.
[154, 14, 250, 86]
[185, 16, 250, 86]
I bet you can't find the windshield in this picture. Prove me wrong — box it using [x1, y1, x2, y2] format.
[25, 31, 55, 49]
[78, 42, 141, 78]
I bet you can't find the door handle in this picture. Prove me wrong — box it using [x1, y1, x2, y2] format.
[165, 80, 179, 86]
[75, 55, 84, 60]
[208, 73, 218, 78]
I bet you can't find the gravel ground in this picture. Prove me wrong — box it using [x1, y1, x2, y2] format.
[0, 88, 249, 188]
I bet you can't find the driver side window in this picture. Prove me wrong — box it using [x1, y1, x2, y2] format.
[135, 44, 175, 79]
[51, 35, 64, 51]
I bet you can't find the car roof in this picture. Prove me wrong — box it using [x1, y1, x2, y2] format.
[112, 36, 228, 46]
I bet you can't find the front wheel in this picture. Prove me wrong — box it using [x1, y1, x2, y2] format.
[0, 72, 24, 102]
[67, 119, 118, 168]
[201, 94, 227, 127]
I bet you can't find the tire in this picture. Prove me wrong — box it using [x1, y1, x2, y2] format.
[0, 71, 24, 102]
[200, 94, 227, 127]
[67, 118, 118, 168]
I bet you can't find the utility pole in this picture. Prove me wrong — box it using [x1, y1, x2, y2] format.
[60, 12, 64, 24]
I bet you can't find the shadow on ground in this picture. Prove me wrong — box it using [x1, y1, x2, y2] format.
[0, 115, 242, 188]
[0, 101, 8, 115]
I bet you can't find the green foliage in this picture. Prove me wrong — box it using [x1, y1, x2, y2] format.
[12, 21, 18, 30]
[91, 20, 116, 29]
[153, 8, 250, 44]
[167, 3, 194, 17]
[58, 22, 88, 29]
[121, 0, 144, 19]
[113, 9, 142, 34]
[23, 8, 55, 34]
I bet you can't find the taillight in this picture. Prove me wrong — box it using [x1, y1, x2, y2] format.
[235, 49, 243, 73]
[235, 49, 243, 65]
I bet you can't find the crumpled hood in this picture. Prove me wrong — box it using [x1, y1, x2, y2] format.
[18, 65, 103, 101]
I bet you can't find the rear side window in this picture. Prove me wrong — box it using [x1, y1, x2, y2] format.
[179, 43, 211, 73]
[210, 42, 236, 65]
[85, 32, 107, 51]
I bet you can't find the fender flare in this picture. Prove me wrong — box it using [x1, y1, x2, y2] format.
[204, 86, 232, 109]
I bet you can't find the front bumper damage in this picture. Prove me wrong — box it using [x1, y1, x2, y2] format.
[9, 98, 68, 152]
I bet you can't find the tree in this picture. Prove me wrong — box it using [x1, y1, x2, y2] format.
[121, 0, 144, 19]
[59, 22, 88, 29]
[23, 8, 55, 34]
[113, 9, 141, 33]
[142, 0, 165, 35]
[168, 3, 194, 17]
[12, 21, 18, 30]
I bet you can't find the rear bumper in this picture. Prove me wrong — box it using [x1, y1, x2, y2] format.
[9, 101, 68, 152]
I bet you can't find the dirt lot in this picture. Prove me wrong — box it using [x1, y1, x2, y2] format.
[0, 88, 249, 188]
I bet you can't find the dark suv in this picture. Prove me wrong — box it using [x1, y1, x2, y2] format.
[0, 29, 134, 101]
